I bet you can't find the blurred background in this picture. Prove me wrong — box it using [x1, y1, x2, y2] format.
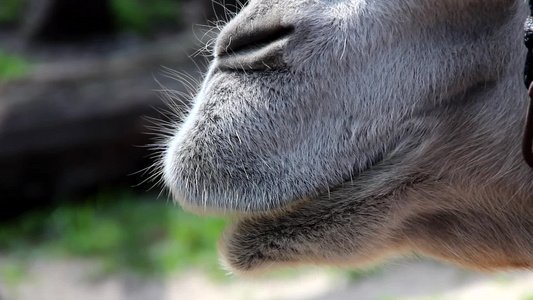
[1, 1, 533, 299]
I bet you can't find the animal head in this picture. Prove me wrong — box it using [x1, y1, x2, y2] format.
[162, 0, 533, 274]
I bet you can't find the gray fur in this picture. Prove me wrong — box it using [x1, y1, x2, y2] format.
[162, 0, 533, 273]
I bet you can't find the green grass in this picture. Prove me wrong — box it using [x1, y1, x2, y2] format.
[110, 0, 181, 35]
[0, 190, 371, 284]
[345, 267, 383, 282]
[0, 191, 227, 279]
[0, 51, 31, 81]
[0, 261, 28, 289]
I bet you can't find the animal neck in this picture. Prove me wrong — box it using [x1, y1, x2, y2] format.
[400, 1, 533, 220]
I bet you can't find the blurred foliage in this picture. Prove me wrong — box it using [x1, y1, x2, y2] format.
[0, 0, 27, 24]
[0, 261, 28, 289]
[0, 191, 227, 278]
[0, 0, 181, 34]
[0, 190, 368, 282]
[0, 51, 31, 81]
[110, 0, 181, 34]
[345, 267, 383, 282]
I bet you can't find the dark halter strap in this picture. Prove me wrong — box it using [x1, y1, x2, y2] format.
[523, 0, 533, 168]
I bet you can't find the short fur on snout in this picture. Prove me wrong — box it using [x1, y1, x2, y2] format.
[163, 0, 533, 274]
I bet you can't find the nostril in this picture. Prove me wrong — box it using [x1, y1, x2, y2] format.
[216, 24, 294, 58]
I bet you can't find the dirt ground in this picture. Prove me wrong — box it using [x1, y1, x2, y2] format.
[1, 256, 532, 300]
